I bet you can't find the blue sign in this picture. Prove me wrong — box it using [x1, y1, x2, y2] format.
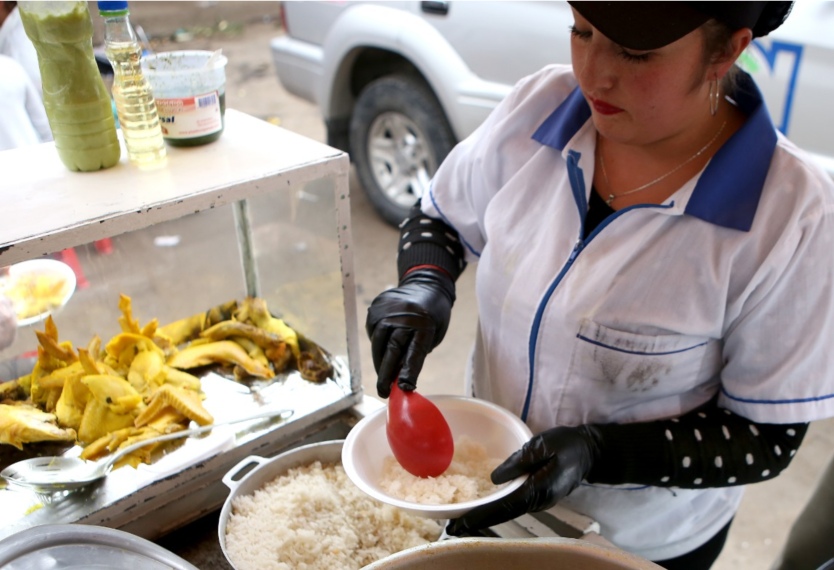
[740, 39, 804, 135]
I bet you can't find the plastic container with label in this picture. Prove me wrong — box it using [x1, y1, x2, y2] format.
[140, 50, 228, 147]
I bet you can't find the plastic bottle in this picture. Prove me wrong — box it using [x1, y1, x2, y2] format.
[17, 1, 120, 172]
[97, 0, 166, 168]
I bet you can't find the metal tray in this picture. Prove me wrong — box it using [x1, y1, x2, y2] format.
[0, 356, 363, 542]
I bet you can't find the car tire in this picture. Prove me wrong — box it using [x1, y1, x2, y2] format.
[349, 74, 456, 227]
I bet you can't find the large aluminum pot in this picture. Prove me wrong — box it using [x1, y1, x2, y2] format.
[217, 440, 344, 569]
[362, 536, 664, 570]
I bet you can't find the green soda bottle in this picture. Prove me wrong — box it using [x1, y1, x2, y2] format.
[18, 1, 121, 172]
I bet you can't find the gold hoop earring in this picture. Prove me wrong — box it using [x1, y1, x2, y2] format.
[709, 77, 720, 116]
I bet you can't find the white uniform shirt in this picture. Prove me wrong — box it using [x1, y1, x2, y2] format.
[422, 64, 834, 561]
[0, 54, 51, 151]
[0, 6, 42, 97]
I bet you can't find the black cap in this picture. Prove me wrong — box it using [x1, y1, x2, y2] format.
[568, 1, 789, 51]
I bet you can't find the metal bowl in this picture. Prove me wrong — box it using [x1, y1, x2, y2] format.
[342, 395, 533, 519]
[217, 440, 344, 569]
[362, 536, 664, 570]
[0, 524, 198, 570]
[218, 439, 444, 570]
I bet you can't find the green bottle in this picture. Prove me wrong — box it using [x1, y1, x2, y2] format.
[19, 1, 120, 172]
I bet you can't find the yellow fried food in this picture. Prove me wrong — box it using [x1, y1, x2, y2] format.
[201, 322, 292, 372]
[135, 384, 213, 427]
[230, 336, 270, 367]
[0, 403, 77, 449]
[166, 340, 274, 379]
[81, 425, 135, 460]
[236, 297, 301, 362]
[82, 374, 143, 415]
[77, 399, 136, 444]
[36, 361, 84, 391]
[157, 312, 207, 346]
[0, 378, 24, 402]
[104, 332, 165, 373]
[127, 349, 166, 394]
[54, 374, 91, 430]
[160, 365, 202, 392]
[3, 271, 72, 320]
[201, 320, 283, 349]
[117, 293, 141, 334]
[35, 329, 77, 365]
[78, 346, 103, 376]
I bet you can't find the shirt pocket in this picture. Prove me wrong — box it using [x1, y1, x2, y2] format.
[565, 320, 722, 418]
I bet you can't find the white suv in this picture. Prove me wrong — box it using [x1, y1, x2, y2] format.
[271, 1, 834, 226]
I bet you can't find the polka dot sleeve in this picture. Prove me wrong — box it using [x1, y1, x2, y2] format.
[396, 202, 467, 282]
[587, 400, 808, 488]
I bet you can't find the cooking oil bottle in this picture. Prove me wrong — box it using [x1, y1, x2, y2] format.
[97, 1, 166, 168]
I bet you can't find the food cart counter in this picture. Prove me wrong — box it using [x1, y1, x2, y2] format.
[0, 109, 364, 540]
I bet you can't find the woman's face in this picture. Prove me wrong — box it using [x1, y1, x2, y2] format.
[570, 9, 713, 147]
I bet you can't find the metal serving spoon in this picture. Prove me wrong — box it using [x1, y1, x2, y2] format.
[0, 408, 293, 494]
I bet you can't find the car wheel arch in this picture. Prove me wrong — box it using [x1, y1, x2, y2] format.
[318, 3, 474, 140]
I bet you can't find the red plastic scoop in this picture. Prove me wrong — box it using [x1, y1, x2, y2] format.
[386, 382, 454, 478]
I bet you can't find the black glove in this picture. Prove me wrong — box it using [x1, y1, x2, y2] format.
[365, 268, 455, 398]
[446, 425, 602, 536]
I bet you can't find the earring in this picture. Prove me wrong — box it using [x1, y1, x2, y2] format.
[709, 77, 720, 116]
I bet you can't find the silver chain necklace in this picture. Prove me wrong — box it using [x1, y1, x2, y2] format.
[599, 120, 727, 207]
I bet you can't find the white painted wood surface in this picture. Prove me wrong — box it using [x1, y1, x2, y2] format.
[0, 109, 348, 266]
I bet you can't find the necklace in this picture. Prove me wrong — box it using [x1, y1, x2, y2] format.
[599, 120, 727, 206]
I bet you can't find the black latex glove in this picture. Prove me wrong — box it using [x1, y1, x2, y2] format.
[365, 268, 455, 398]
[446, 425, 602, 536]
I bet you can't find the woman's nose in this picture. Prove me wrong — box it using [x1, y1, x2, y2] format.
[575, 42, 615, 92]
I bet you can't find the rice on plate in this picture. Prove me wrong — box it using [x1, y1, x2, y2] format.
[224, 460, 442, 570]
[379, 435, 501, 504]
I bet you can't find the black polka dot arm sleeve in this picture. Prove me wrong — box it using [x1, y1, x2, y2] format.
[587, 400, 809, 488]
[397, 202, 467, 282]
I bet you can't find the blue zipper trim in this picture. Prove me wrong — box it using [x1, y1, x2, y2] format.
[576, 335, 709, 356]
[720, 386, 834, 405]
[521, 152, 676, 421]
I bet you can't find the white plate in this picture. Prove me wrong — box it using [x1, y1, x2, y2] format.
[342, 395, 532, 519]
[0, 259, 77, 327]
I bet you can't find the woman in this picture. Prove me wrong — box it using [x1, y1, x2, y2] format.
[366, 2, 834, 569]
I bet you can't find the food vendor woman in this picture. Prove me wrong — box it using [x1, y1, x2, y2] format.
[365, 2, 834, 568]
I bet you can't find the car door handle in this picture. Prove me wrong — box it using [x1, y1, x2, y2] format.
[421, 1, 449, 16]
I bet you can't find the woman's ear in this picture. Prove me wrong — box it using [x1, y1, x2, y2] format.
[715, 28, 753, 79]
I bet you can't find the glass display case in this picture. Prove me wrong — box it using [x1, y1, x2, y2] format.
[0, 109, 369, 540]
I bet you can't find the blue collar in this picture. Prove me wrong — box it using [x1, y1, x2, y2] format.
[532, 72, 777, 231]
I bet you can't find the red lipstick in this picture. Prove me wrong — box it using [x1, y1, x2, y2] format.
[590, 97, 624, 115]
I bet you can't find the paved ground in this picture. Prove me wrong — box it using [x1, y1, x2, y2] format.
[12, 3, 834, 568]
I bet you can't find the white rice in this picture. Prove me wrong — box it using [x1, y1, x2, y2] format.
[379, 436, 502, 504]
[225, 460, 442, 570]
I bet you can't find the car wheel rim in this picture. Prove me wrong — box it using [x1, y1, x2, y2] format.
[366, 111, 437, 208]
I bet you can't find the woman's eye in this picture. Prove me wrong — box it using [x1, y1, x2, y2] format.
[618, 49, 651, 63]
[569, 25, 591, 40]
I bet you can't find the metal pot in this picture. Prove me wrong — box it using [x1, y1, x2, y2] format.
[217, 439, 345, 569]
[362, 536, 664, 570]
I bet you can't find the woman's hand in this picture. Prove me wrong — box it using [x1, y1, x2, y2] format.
[365, 268, 454, 398]
[446, 425, 602, 535]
